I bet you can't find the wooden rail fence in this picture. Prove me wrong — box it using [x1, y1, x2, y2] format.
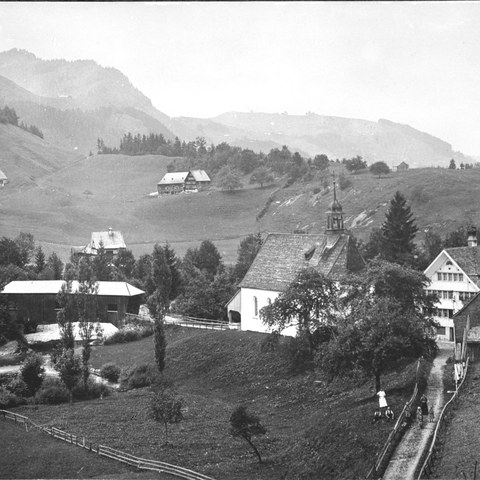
[366, 359, 422, 479]
[1, 409, 216, 480]
[416, 358, 470, 479]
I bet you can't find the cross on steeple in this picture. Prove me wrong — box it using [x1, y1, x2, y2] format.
[326, 175, 344, 234]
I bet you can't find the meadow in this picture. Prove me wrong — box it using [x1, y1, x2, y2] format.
[3, 326, 429, 480]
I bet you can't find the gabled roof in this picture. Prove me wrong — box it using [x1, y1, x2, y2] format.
[91, 229, 126, 250]
[2, 280, 144, 297]
[239, 232, 365, 292]
[445, 246, 480, 287]
[0, 168, 7, 180]
[158, 172, 189, 185]
[190, 170, 211, 182]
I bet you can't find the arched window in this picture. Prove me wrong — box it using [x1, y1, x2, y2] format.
[267, 298, 272, 305]
[254, 296, 258, 316]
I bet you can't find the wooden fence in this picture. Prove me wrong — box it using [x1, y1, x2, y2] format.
[366, 359, 422, 479]
[125, 312, 238, 331]
[1, 409, 216, 480]
[416, 358, 470, 479]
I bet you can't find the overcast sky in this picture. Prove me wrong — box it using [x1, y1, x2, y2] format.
[1, 2, 480, 154]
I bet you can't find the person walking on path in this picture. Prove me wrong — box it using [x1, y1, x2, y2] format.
[377, 390, 388, 412]
[420, 394, 429, 415]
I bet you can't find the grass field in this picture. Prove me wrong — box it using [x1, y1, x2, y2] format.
[0, 419, 175, 479]
[3, 130, 480, 264]
[4, 327, 429, 480]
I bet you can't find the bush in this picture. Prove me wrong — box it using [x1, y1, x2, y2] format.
[120, 364, 159, 390]
[21, 353, 45, 396]
[104, 326, 153, 345]
[260, 332, 281, 353]
[338, 173, 352, 191]
[280, 334, 314, 373]
[313, 187, 321, 195]
[72, 378, 110, 401]
[100, 363, 121, 383]
[0, 386, 27, 409]
[35, 378, 70, 405]
[6, 376, 29, 397]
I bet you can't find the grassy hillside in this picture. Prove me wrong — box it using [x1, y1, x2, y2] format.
[0, 152, 273, 262]
[10, 327, 424, 480]
[260, 166, 480, 247]
[3, 147, 480, 263]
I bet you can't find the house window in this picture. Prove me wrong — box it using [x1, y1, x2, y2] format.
[107, 304, 118, 312]
[267, 298, 272, 305]
[436, 326, 446, 335]
[253, 296, 258, 316]
[459, 274, 464, 281]
[437, 273, 442, 281]
[448, 291, 453, 299]
[448, 273, 453, 281]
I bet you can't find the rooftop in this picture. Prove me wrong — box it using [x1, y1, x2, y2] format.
[2, 280, 144, 297]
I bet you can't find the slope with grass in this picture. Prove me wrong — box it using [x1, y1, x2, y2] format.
[6, 327, 427, 480]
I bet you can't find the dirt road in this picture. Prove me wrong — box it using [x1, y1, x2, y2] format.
[382, 342, 453, 480]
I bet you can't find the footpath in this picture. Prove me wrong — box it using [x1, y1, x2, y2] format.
[382, 342, 452, 480]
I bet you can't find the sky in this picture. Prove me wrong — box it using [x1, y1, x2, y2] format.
[1, 2, 480, 154]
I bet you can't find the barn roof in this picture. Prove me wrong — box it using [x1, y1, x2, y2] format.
[158, 172, 189, 185]
[239, 232, 365, 291]
[1, 280, 144, 297]
[190, 170, 211, 182]
[90, 229, 126, 250]
[445, 246, 480, 287]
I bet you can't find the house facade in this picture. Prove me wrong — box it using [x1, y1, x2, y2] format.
[157, 170, 210, 195]
[71, 228, 126, 258]
[424, 228, 480, 341]
[453, 292, 480, 361]
[2, 280, 144, 327]
[226, 183, 365, 334]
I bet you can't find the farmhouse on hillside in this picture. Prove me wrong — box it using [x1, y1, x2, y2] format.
[0, 167, 8, 186]
[1, 280, 144, 326]
[424, 227, 480, 342]
[226, 183, 365, 334]
[157, 170, 211, 195]
[71, 227, 126, 257]
[396, 161, 409, 172]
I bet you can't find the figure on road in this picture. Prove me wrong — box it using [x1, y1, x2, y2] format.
[420, 394, 429, 415]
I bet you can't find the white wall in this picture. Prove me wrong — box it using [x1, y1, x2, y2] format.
[425, 252, 479, 341]
[239, 287, 297, 336]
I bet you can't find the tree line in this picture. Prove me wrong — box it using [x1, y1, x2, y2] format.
[0, 104, 44, 139]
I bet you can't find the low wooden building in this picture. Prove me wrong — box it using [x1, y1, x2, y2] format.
[2, 280, 144, 327]
[71, 228, 126, 258]
[396, 161, 409, 172]
[454, 292, 480, 361]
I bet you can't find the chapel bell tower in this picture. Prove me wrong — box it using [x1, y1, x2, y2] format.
[326, 179, 345, 234]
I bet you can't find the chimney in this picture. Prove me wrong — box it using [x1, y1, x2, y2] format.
[467, 226, 477, 247]
[108, 227, 114, 237]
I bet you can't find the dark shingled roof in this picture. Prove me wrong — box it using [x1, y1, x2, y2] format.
[239, 232, 365, 292]
[446, 246, 480, 287]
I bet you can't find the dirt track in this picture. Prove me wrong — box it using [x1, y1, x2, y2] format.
[382, 342, 453, 480]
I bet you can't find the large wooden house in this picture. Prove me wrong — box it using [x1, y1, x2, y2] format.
[157, 170, 211, 195]
[424, 227, 480, 341]
[226, 183, 365, 334]
[71, 228, 126, 258]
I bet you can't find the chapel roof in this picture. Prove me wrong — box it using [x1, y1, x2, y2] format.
[239, 232, 365, 292]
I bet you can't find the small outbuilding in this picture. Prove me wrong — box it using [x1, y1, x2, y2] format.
[396, 161, 409, 172]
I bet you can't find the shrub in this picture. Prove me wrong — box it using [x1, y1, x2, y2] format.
[0, 386, 27, 409]
[21, 353, 45, 396]
[6, 376, 29, 397]
[35, 378, 70, 405]
[103, 326, 153, 345]
[100, 363, 121, 383]
[338, 173, 352, 191]
[120, 364, 159, 390]
[280, 334, 315, 373]
[72, 378, 110, 401]
[313, 187, 321, 195]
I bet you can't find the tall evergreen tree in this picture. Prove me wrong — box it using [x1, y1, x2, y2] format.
[34, 246, 46, 274]
[381, 191, 418, 266]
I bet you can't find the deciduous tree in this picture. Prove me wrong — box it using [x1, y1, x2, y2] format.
[151, 388, 184, 443]
[369, 161, 391, 178]
[229, 405, 266, 463]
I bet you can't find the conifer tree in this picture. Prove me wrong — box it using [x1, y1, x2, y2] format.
[381, 191, 418, 266]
